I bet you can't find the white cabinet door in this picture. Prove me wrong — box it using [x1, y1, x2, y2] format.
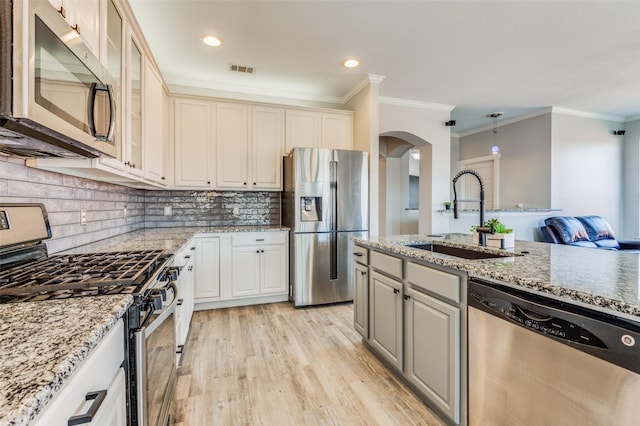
[174, 98, 214, 187]
[353, 261, 369, 338]
[194, 237, 220, 300]
[91, 367, 127, 426]
[260, 244, 287, 294]
[369, 270, 403, 371]
[231, 246, 261, 297]
[321, 112, 353, 150]
[49, 0, 101, 59]
[177, 257, 195, 348]
[216, 103, 249, 189]
[405, 287, 460, 423]
[251, 106, 284, 189]
[143, 61, 166, 183]
[285, 109, 321, 152]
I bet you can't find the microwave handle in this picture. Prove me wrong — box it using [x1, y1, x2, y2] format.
[87, 83, 116, 142]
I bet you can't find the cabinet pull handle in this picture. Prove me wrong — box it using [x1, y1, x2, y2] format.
[176, 344, 184, 354]
[58, 6, 66, 18]
[177, 298, 184, 306]
[184, 255, 191, 259]
[71, 24, 80, 34]
[188, 266, 193, 271]
[67, 389, 107, 425]
[393, 288, 399, 294]
[353, 252, 363, 257]
[190, 247, 196, 250]
[255, 238, 265, 242]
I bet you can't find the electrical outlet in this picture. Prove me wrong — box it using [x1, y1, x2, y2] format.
[233, 206, 240, 215]
[80, 209, 87, 225]
[164, 206, 172, 216]
[123, 206, 128, 220]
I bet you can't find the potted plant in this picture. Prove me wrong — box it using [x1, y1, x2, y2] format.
[471, 218, 515, 248]
[444, 201, 452, 210]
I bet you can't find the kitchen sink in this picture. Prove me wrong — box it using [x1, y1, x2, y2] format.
[404, 243, 516, 259]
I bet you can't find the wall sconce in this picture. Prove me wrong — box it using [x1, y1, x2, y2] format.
[486, 112, 503, 155]
[613, 130, 626, 135]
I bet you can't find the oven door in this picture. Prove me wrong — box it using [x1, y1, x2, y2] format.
[135, 282, 177, 426]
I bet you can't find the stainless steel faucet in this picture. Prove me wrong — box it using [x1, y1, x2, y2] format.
[452, 169, 493, 246]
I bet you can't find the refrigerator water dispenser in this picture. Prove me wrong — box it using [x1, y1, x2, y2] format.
[300, 197, 322, 222]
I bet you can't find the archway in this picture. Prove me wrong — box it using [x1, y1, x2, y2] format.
[379, 131, 432, 236]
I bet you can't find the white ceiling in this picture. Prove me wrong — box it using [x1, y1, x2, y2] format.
[129, 0, 640, 134]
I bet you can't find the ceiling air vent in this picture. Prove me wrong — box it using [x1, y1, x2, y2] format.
[229, 64, 255, 74]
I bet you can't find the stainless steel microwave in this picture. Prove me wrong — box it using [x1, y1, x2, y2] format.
[0, 0, 117, 158]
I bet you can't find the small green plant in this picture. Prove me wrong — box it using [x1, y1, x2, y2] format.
[444, 201, 452, 210]
[471, 218, 513, 234]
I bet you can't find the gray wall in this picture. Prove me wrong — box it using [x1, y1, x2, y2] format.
[623, 118, 640, 238]
[459, 113, 552, 209]
[1, 157, 281, 253]
[0, 157, 145, 253]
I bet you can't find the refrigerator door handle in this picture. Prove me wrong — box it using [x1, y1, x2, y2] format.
[329, 160, 338, 231]
[330, 232, 338, 280]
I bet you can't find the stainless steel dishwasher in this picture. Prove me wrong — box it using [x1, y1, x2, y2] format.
[467, 278, 640, 426]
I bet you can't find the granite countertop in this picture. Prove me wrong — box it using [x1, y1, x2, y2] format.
[0, 295, 132, 426]
[354, 234, 640, 322]
[58, 225, 290, 254]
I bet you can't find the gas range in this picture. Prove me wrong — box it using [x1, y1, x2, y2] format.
[0, 204, 178, 425]
[0, 250, 172, 303]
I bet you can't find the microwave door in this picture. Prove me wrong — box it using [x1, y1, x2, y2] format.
[33, 15, 116, 148]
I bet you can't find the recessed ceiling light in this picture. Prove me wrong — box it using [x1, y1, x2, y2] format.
[201, 35, 223, 47]
[342, 58, 360, 68]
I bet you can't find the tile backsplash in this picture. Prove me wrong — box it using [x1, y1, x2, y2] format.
[144, 190, 281, 227]
[0, 156, 281, 253]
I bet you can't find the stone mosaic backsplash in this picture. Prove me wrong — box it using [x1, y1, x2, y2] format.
[144, 190, 281, 227]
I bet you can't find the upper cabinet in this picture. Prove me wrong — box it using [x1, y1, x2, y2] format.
[216, 103, 284, 190]
[285, 109, 353, 153]
[173, 98, 215, 188]
[143, 60, 167, 184]
[48, 0, 101, 58]
[123, 35, 143, 175]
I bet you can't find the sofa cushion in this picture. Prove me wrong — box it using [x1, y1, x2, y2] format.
[544, 216, 590, 244]
[593, 239, 620, 250]
[570, 241, 598, 248]
[577, 216, 617, 241]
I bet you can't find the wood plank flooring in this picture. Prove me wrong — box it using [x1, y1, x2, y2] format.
[171, 302, 445, 426]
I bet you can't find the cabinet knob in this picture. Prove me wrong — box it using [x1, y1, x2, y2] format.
[393, 288, 399, 294]
[253, 182, 256, 185]
[261, 249, 264, 253]
[256, 250, 260, 254]
[188, 266, 193, 271]
[207, 181, 211, 184]
[161, 176, 165, 180]
[244, 182, 247, 185]
[404, 294, 411, 300]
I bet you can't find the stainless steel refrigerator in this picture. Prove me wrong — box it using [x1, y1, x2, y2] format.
[282, 148, 368, 307]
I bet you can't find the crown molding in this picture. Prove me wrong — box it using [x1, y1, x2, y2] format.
[625, 114, 640, 123]
[379, 96, 455, 112]
[551, 107, 625, 123]
[458, 108, 553, 137]
[341, 74, 386, 104]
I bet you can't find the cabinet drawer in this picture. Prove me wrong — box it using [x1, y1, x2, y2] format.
[352, 245, 368, 265]
[231, 232, 288, 246]
[33, 320, 125, 426]
[407, 262, 460, 304]
[370, 250, 403, 280]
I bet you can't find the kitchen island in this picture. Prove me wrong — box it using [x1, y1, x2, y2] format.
[352, 233, 640, 426]
[354, 233, 640, 320]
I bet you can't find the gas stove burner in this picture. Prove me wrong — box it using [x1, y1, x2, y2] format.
[0, 250, 171, 303]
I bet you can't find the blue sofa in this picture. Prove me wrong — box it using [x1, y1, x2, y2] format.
[541, 216, 640, 252]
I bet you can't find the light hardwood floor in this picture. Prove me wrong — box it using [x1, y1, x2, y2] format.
[171, 302, 446, 426]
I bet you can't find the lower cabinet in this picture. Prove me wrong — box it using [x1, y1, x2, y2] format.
[33, 320, 126, 426]
[176, 247, 195, 362]
[194, 236, 221, 301]
[405, 287, 460, 423]
[369, 270, 404, 371]
[353, 261, 369, 338]
[354, 246, 464, 425]
[230, 233, 287, 297]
